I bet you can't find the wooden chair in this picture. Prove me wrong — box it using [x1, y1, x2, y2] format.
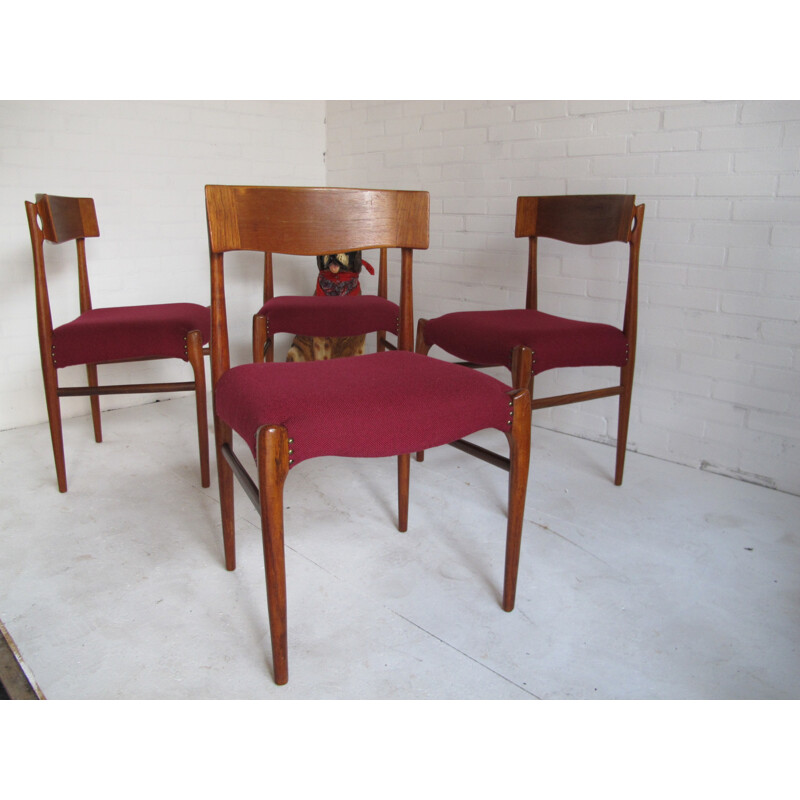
[206, 185, 532, 685]
[25, 194, 211, 492]
[252, 243, 397, 362]
[417, 194, 644, 485]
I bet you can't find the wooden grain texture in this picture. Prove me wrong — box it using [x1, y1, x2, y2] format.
[35, 194, 100, 243]
[515, 194, 636, 244]
[205, 185, 429, 255]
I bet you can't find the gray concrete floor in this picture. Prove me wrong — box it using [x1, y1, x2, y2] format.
[1, 394, 798, 700]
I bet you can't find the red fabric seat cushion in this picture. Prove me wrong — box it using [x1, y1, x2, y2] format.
[51, 303, 211, 368]
[215, 351, 514, 466]
[258, 295, 399, 337]
[425, 309, 629, 375]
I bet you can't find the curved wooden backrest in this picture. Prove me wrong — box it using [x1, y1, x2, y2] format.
[35, 194, 100, 243]
[515, 195, 637, 245]
[205, 185, 430, 255]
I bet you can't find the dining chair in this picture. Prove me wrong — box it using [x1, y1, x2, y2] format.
[25, 194, 211, 492]
[252, 236, 396, 362]
[416, 194, 644, 486]
[206, 185, 532, 685]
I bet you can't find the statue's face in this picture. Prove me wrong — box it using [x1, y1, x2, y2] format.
[318, 251, 362, 275]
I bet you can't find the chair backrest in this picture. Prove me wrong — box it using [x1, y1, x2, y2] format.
[34, 194, 100, 243]
[514, 195, 644, 343]
[515, 194, 637, 245]
[205, 185, 430, 383]
[25, 194, 100, 355]
[206, 186, 429, 255]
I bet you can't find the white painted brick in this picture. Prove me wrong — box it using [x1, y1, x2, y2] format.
[697, 174, 778, 196]
[740, 101, 800, 124]
[683, 310, 760, 340]
[630, 130, 700, 152]
[692, 221, 771, 247]
[726, 245, 800, 270]
[680, 352, 754, 383]
[733, 199, 800, 223]
[514, 101, 567, 121]
[657, 151, 731, 174]
[721, 293, 799, 321]
[688, 266, 763, 293]
[778, 174, 800, 196]
[735, 150, 800, 173]
[700, 124, 782, 150]
[712, 381, 790, 413]
[568, 100, 630, 115]
[465, 105, 514, 128]
[663, 102, 739, 129]
[567, 136, 627, 156]
[595, 110, 660, 134]
[771, 225, 800, 247]
[593, 154, 657, 176]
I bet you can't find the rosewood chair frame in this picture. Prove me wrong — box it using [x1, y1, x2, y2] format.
[26, 194, 210, 492]
[417, 194, 644, 486]
[206, 185, 532, 685]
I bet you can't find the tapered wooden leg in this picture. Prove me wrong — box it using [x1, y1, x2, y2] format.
[187, 330, 210, 488]
[86, 364, 102, 443]
[398, 453, 410, 532]
[414, 318, 431, 463]
[252, 314, 267, 363]
[502, 388, 532, 612]
[257, 424, 291, 686]
[510, 345, 533, 392]
[214, 416, 236, 570]
[615, 363, 634, 486]
[42, 361, 67, 493]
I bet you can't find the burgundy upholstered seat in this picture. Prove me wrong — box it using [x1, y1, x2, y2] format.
[424, 308, 629, 375]
[51, 303, 211, 368]
[258, 295, 398, 338]
[216, 350, 514, 466]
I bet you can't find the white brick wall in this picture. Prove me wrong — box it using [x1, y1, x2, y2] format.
[0, 100, 326, 428]
[3, 99, 799, 496]
[326, 100, 800, 495]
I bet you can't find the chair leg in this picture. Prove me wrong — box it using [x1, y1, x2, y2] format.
[398, 453, 410, 532]
[502, 388, 532, 612]
[215, 417, 236, 571]
[414, 318, 431, 463]
[256, 424, 291, 686]
[86, 364, 102, 443]
[615, 363, 634, 486]
[187, 330, 210, 488]
[252, 314, 267, 363]
[510, 345, 533, 392]
[42, 361, 67, 493]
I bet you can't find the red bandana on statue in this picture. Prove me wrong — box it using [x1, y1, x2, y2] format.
[315, 252, 374, 297]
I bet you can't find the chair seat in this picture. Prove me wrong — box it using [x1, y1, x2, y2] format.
[215, 350, 515, 466]
[259, 295, 399, 337]
[425, 309, 629, 375]
[51, 303, 211, 368]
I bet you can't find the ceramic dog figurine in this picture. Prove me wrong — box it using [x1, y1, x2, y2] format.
[286, 252, 374, 362]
